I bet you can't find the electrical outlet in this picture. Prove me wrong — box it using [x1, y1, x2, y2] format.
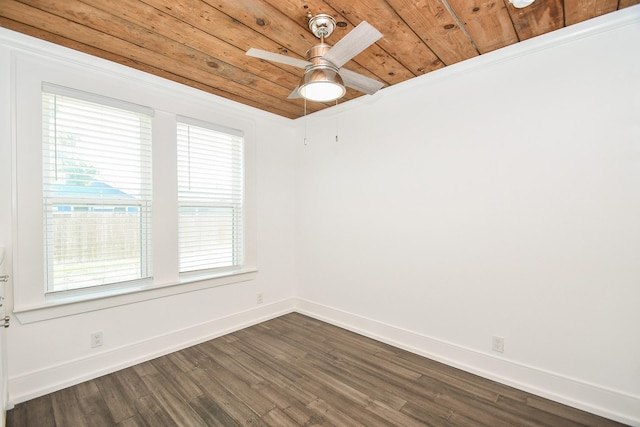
[257, 293, 263, 304]
[492, 335, 504, 353]
[91, 331, 103, 348]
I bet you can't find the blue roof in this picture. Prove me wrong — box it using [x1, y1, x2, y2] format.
[50, 181, 133, 199]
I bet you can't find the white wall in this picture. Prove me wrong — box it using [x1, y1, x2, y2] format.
[0, 30, 298, 404]
[294, 7, 640, 425]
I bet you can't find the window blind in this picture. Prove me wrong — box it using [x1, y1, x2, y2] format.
[42, 86, 153, 293]
[177, 119, 244, 274]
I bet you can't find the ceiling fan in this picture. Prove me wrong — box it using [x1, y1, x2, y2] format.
[246, 13, 385, 103]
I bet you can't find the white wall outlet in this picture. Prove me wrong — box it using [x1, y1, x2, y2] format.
[257, 293, 263, 304]
[492, 335, 504, 353]
[91, 331, 103, 348]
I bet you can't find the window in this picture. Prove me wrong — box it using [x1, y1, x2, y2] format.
[177, 119, 244, 274]
[42, 84, 153, 293]
[13, 53, 256, 322]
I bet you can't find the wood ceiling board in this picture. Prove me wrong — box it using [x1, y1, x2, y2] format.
[140, 0, 304, 58]
[507, 0, 564, 41]
[564, 0, 619, 25]
[323, 0, 445, 74]
[619, 0, 640, 8]
[0, 18, 301, 120]
[386, 0, 480, 66]
[446, 0, 519, 54]
[83, 0, 303, 91]
[4, 1, 308, 117]
[207, 0, 324, 58]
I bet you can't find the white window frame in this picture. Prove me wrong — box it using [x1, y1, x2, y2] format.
[12, 52, 257, 324]
[176, 117, 245, 278]
[41, 84, 155, 295]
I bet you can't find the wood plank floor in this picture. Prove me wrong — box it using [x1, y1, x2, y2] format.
[7, 313, 626, 426]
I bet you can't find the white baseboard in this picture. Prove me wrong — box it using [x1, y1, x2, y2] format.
[7, 298, 296, 407]
[294, 298, 640, 427]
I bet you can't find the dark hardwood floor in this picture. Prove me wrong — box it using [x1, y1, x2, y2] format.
[7, 313, 626, 426]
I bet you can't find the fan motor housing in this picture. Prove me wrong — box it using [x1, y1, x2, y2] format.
[305, 43, 331, 64]
[304, 43, 341, 78]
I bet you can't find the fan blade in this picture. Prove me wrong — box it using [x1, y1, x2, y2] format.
[246, 48, 311, 69]
[287, 87, 302, 99]
[322, 21, 382, 68]
[340, 68, 385, 95]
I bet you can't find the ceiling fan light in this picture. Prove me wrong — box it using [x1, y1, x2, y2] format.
[300, 81, 345, 102]
[508, 0, 535, 7]
[299, 65, 346, 102]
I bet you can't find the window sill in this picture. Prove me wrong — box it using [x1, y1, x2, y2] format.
[13, 268, 258, 324]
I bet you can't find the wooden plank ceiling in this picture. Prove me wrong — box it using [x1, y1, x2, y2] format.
[1, 0, 638, 119]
